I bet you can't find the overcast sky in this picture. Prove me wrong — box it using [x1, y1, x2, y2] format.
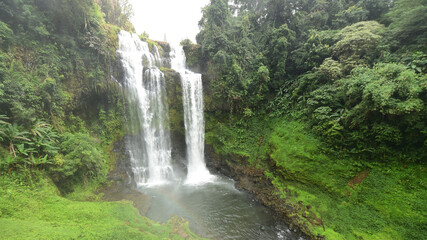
[130, 0, 210, 43]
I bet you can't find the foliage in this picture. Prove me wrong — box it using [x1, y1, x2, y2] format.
[0, 0, 128, 198]
[406, 51, 427, 74]
[194, 0, 401, 114]
[341, 64, 425, 127]
[0, 0, 425, 239]
[290, 30, 335, 74]
[385, 0, 427, 50]
[332, 21, 385, 72]
[1, 123, 31, 158]
[0, 21, 12, 49]
[300, 63, 427, 160]
[332, 4, 368, 29]
[181, 39, 202, 71]
[99, 0, 134, 32]
[0, 118, 59, 175]
[49, 132, 106, 193]
[94, 106, 125, 144]
[317, 58, 343, 81]
[0, 1, 207, 239]
[265, 24, 296, 88]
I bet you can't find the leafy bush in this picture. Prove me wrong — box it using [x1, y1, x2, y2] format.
[0, 120, 60, 184]
[50, 133, 106, 192]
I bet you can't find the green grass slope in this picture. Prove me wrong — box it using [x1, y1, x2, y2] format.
[206, 115, 426, 239]
[0, 176, 204, 240]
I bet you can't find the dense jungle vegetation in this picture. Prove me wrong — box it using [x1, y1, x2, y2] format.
[0, 0, 425, 239]
[0, 0, 201, 239]
[181, 0, 426, 239]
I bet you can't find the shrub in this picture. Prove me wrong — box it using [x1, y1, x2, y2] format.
[50, 133, 106, 192]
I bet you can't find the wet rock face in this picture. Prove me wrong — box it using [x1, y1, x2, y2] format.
[170, 130, 187, 171]
[155, 40, 172, 68]
[163, 68, 188, 172]
[110, 136, 134, 186]
[205, 144, 233, 177]
[101, 136, 151, 216]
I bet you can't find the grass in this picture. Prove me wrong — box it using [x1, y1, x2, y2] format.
[0, 174, 205, 240]
[205, 113, 427, 239]
[205, 114, 273, 165]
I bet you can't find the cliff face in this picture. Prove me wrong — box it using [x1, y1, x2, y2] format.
[102, 136, 151, 216]
[163, 67, 187, 168]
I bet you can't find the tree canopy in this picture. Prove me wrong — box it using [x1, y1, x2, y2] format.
[186, 0, 426, 162]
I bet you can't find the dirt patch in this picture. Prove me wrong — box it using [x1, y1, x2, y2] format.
[347, 169, 370, 189]
[102, 182, 152, 216]
[169, 215, 191, 239]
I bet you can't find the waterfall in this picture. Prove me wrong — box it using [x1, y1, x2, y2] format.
[117, 30, 174, 186]
[171, 44, 215, 185]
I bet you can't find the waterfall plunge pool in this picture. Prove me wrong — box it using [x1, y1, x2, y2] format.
[118, 32, 304, 239]
[137, 174, 304, 240]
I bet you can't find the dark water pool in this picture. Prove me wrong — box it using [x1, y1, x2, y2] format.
[138, 175, 304, 240]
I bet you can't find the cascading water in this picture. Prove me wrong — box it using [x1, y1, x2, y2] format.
[116, 32, 302, 240]
[117, 30, 174, 186]
[171, 44, 215, 185]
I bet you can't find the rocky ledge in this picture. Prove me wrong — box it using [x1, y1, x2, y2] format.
[100, 136, 151, 216]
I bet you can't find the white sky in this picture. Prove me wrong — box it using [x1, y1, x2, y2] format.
[130, 0, 210, 43]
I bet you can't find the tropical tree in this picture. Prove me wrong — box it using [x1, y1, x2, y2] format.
[265, 23, 295, 89]
[386, 0, 427, 50]
[332, 21, 384, 72]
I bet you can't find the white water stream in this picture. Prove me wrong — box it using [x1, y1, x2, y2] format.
[117, 31, 174, 186]
[170, 44, 215, 185]
[117, 31, 214, 186]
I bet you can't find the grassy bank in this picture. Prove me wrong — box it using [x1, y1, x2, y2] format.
[205, 115, 426, 239]
[0, 174, 203, 240]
